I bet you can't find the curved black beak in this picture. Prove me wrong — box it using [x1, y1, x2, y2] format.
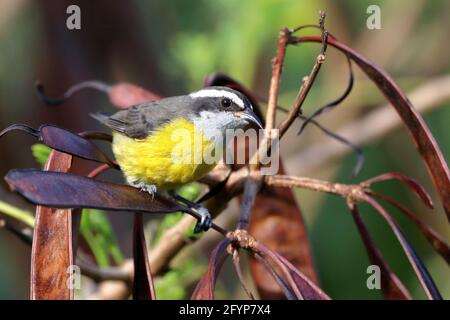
[239, 108, 263, 129]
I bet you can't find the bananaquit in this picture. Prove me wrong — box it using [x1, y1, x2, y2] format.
[92, 86, 263, 232]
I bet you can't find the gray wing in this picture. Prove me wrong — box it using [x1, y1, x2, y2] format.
[91, 96, 192, 139]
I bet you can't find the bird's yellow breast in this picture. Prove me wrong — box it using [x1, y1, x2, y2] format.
[112, 118, 218, 190]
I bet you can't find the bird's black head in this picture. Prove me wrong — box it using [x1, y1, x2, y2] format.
[188, 86, 263, 130]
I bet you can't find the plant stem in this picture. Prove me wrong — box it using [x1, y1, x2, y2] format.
[0, 201, 35, 228]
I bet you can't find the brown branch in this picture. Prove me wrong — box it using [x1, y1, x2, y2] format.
[265, 174, 360, 198]
[248, 11, 328, 186]
[238, 175, 262, 230]
[249, 12, 328, 173]
[87, 163, 111, 178]
[266, 172, 444, 299]
[277, 11, 328, 138]
[250, 28, 290, 173]
[213, 13, 330, 235]
[265, 27, 290, 132]
[78, 260, 131, 283]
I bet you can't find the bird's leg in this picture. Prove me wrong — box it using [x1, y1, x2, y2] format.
[171, 192, 212, 233]
[127, 178, 157, 199]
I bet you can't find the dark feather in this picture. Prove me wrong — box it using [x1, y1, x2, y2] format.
[91, 97, 191, 139]
[90, 112, 125, 132]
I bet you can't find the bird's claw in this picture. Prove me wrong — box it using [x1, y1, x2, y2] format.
[130, 182, 157, 199]
[193, 206, 212, 233]
[141, 184, 157, 198]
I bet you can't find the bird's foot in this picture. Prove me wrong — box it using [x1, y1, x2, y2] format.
[193, 205, 212, 233]
[169, 192, 212, 233]
[130, 181, 157, 199]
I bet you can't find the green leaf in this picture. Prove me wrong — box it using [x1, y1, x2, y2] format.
[178, 182, 201, 201]
[80, 209, 124, 268]
[31, 143, 52, 168]
[154, 260, 205, 299]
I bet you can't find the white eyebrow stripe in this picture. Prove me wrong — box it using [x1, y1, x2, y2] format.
[189, 89, 246, 109]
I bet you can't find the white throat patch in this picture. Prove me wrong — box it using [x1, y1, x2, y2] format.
[190, 110, 235, 141]
[189, 89, 246, 110]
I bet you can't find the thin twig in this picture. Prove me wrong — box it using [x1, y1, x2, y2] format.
[250, 11, 328, 174]
[297, 53, 354, 136]
[347, 201, 412, 299]
[265, 174, 359, 198]
[259, 99, 365, 177]
[368, 191, 450, 264]
[231, 248, 255, 299]
[250, 27, 291, 173]
[361, 194, 442, 300]
[87, 163, 112, 178]
[261, 242, 330, 300]
[36, 80, 111, 106]
[0, 217, 133, 283]
[252, 252, 296, 299]
[285, 75, 450, 175]
[297, 114, 364, 177]
[254, 242, 304, 299]
[252, 12, 328, 171]
[238, 176, 261, 230]
[78, 260, 131, 283]
[265, 27, 291, 132]
[278, 11, 328, 138]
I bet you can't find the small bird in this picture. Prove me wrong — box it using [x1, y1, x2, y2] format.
[92, 86, 263, 232]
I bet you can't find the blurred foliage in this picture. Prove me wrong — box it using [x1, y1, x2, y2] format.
[154, 259, 205, 300]
[31, 143, 52, 167]
[164, 0, 320, 89]
[80, 209, 124, 268]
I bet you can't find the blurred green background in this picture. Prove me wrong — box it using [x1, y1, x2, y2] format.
[0, 0, 449, 299]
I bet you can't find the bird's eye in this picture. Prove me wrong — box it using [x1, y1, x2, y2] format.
[221, 97, 232, 108]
